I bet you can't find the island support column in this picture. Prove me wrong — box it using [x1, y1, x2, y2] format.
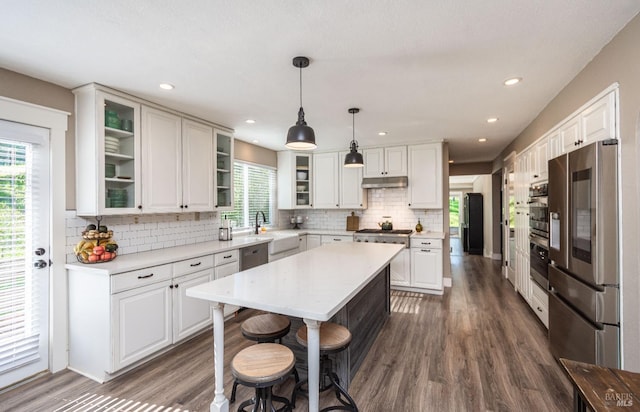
[303, 318, 322, 412]
[210, 303, 229, 412]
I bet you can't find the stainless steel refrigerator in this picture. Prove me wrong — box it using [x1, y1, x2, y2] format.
[547, 139, 619, 368]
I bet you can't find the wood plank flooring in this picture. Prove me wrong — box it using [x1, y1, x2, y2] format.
[0, 254, 573, 411]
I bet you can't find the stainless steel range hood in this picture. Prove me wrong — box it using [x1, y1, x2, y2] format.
[361, 176, 408, 189]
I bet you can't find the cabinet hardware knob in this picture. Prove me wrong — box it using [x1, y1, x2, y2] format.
[175, 284, 179, 288]
[215, 205, 219, 208]
[190, 262, 202, 267]
[138, 205, 142, 210]
[184, 205, 188, 209]
[336, 204, 339, 207]
[408, 203, 411, 206]
[137, 273, 154, 279]
[360, 204, 362, 207]
[537, 307, 542, 312]
[170, 285, 174, 289]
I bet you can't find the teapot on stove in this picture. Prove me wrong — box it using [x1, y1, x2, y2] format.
[378, 216, 393, 231]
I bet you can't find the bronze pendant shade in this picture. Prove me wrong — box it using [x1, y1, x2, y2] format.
[286, 56, 316, 150]
[344, 108, 364, 167]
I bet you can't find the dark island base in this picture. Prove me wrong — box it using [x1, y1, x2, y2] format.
[281, 265, 391, 389]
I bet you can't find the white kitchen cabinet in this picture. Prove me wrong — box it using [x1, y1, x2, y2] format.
[390, 248, 411, 287]
[73, 84, 142, 216]
[112, 278, 173, 371]
[561, 116, 582, 154]
[530, 281, 549, 328]
[363, 146, 407, 177]
[277, 151, 313, 209]
[531, 138, 548, 182]
[407, 143, 443, 209]
[182, 120, 215, 211]
[313, 152, 340, 209]
[339, 150, 367, 209]
[68, 255, 221, 382]
[307, 234, 322, 249]
[410, 241, 443, 293]
[141, 107, 215, 213]
[141, 106, 183, 213]
[581, 90, 616, 144]
[214, 250, 240, 317]
[172, 255, 215, 342]
[299, 235, 308, 252]
[214, 130, 234, 210]
[321, 235, 354, 244]
[548, 130, 564, 160]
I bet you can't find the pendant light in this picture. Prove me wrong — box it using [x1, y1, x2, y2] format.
[286, 56, 316, 150]
[344, 108, 364, 167]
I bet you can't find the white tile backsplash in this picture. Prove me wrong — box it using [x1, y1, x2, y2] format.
[65, 211, 220, 263]
[66, 188, 442, 263]
[278, 188, 443, 232]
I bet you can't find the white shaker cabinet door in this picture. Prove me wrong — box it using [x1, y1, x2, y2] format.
[182, 119, 214, 211]
[172, 269, 214, 343]
[411, 248, 443, 292]
[339, 151, 366, 209]
[141, 106, 182, 213]
[111, 280, 172, 372]
[384, 146, 407, 177]
[312, 152, 340, 209]
[407, 143, 442, 209]
[390, 248, 410, 287]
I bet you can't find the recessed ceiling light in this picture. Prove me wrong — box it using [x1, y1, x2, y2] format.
[378, 132, 387, 136]
[504, 77, 522, 86]
[245, 119, 256, 124]
[478, 138, 488, 142]
[159, 83, 174, 90]
[487, 117, 499, 123]
[448, 160, 454, 164]
[252, 139, 259, 144]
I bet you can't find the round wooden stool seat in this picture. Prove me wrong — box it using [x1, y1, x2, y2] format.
[231, 343, 295, 385]
[296, 322, 352, 353]
[241, 313, 291, 342]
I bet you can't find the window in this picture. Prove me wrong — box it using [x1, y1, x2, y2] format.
[225, 161, 276, 231]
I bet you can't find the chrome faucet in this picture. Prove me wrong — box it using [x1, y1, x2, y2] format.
[255, 211, 267, 234]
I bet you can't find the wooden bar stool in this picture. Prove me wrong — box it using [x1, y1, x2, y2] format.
[291, 322, 358, 412]
[231, 343, 295, 412]
[231, 313, 298, 404]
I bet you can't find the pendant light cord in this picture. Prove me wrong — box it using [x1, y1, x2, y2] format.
[352, 111, 355, 143]
[299, 65, 303, 108]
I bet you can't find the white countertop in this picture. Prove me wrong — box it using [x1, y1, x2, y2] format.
[65, 237, 272, 275]
[411, 231, 446, 239]
[186, 242, 404, 321]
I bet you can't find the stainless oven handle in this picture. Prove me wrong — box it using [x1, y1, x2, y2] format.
[529, 232, 549, 248]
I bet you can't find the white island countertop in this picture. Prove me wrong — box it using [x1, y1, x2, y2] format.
[187, 242, 403, 321]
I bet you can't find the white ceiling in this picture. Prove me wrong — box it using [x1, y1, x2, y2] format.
[2, 1, 639, 164]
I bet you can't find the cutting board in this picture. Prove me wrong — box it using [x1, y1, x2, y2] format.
[346, 212, 359, 231]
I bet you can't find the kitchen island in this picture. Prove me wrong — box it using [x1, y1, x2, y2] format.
[187, 242, 404, 412]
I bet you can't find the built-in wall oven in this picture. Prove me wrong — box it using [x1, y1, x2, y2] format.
[528, 182, 549, 290]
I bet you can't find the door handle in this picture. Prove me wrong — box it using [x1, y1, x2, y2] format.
[34, 248, 45, 256]
[33, 259, 48, 269]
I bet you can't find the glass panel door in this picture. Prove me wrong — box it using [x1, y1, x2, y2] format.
[0, 120, 50, 388]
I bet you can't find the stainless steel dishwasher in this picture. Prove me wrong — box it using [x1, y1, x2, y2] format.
[240, 242, 269, 270]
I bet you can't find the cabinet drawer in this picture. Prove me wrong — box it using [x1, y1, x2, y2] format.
[214, 249, 239, 266]
[411, 238, 442, 249]
[174, 254, 214, 275]
[531, 292, 549, 328]
[321, 235, 353, 244]
[111, 264, 173, 294]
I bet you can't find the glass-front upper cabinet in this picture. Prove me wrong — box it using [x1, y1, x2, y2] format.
[74, 84, 142, 216]
[214, 130, 234, 210]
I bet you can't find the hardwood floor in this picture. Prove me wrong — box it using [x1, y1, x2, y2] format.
[0, 254, 572, 411]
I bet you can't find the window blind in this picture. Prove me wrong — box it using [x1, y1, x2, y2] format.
[226, 162, 276, 230]
[0, 140, 40, 373]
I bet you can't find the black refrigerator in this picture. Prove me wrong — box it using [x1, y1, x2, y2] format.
[463, 193, 483, 255]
